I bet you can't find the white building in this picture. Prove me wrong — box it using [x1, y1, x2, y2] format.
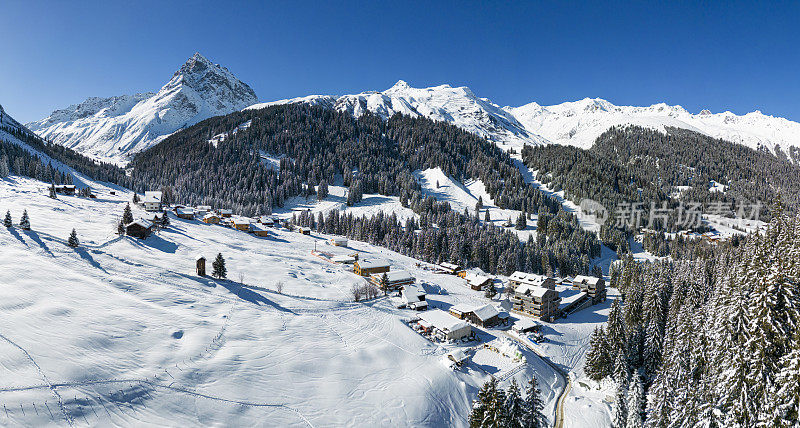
[401, 284, 427, 310]
[418, 310, 471, 341]
[508, 271, 556, 290]
[143, 191, 163, 212]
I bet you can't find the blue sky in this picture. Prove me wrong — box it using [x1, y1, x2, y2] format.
[1, 1, 798, 123]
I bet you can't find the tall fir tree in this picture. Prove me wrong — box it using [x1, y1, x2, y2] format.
[212, 253, 227, 279]
[19, 209, 30, 230]
[3, 210, 11, 228]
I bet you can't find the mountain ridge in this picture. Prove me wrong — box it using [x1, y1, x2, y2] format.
[27, 52, 258, 166]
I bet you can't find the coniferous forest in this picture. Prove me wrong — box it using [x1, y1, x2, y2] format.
[584, 207, 800, 427]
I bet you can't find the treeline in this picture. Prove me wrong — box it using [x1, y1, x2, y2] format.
[292, 198, 601, 276]
[584, 209, 800, 427]
[0, 139, 73, 184]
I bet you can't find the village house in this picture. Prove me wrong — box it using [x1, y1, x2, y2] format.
[508, 271, 556, 290]
[250, 223, 270, 237]
[53, 184, 77, 196]
[258, 216, 274, 226]
[401, 284, 427, 310]
[142, 191, 163, 212]
[232, 218, 251, 231]
[417, 309, 472, 341]
[464, 273, 493, 291]
[218, 209, 233, 218]
[449, 303, 500, 328]
[298, 226, 311, 235]
[511, 283, 561, 322]
[329, 237, 348, 247]
[370, 270, 415, 291]
[176, 207, 195, 220]
[203, 213, 220, 224]
[353, 260, 390, 276]
[572, 275, 607, 303]
[125, 219, 154, 239]
[437, 262, 463, 276]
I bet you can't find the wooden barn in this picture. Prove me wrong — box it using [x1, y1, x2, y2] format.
[125, 219, 154, 239]
[250, 223, 269, 237]
[203, 213, 220, 224]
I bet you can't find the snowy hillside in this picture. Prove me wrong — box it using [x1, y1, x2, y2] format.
[248, 82, 800, 156]
[27, 53, 258, 166]
[247, 80, 547, 149]
[0, 175, 620, 427]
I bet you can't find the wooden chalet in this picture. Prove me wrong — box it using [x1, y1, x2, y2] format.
[176, 207, 195, 220]
[370, 270, 414, 291]
[232, 218, 251, 231]
[53, 184, 76, 196]
[417, 310, 471, 341]
[250, 223, 269, 237]
[143, 191, 163, 212]
[354, 260, 390, 276]
[125, 219, 154, 239]
[464, 273, 493, 291]
[218, 209, 233, 218]
[437, 262, 463, 275]
[203, 213, 220, 224]
[329, 237, 348, 246]
[449, 303, 500, 327]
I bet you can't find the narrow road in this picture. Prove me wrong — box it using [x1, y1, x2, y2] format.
[503, 331, 571, 428]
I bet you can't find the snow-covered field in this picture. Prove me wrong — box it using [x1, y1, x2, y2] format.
[0, 176, 593, 427]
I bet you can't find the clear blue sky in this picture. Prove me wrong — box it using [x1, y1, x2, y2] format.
[1, 1, 798, 123]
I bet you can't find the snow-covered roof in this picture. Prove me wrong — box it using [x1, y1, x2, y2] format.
[143, 191, 162, 203]
[465, 273, 492, 286]
[372, 270, 413, 283]
[509, 271, 550, 287]
[219, 209, 233, 214]
[203, 213, 220, 219]
[259, 216, 274, 223]
[250, 223, 269, 232]
[331, 255, 356, 263]
[439, 262, 461, 270]
[357, 260, 390, 270]
[512, 318, 539, 332]
[232, 217, 251, 225]
[329, 237, 347, 243]
[126, 219, 153, 228]
[196, 205, 212, 211]
[515, 284, 556, 298]
[418, 310, 470, 333]
[573, 275, 601, 285]
[471, 304, 499, 322]
[449, 303, 474, 315]
[447, 349, 468, 363]
[176, 207, 194, 215]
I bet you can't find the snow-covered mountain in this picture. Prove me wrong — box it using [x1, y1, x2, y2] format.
[506, 98, 800, 155]
[247, 80, 548, 148]
[248, 82, 800, 157]
[27, 53, 258, 165]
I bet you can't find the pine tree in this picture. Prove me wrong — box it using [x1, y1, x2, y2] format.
[484, 282, 497, 299]
[626, 373, 644, 428]
[3, 210, 11, 228]
[49, 183, 57, 199]
[317, 179, 328, 201]
[160, 213, 170, 228]
[19, 209, 30, 230]
[67, 228, 79, 248]
[122, 203, 134, 225]
[612, 381, 628, 428]
[470, 377, 500, 428]
[212, 253, 227, 279]
[504, 379, 526, 428]
[585, 327, 613, 381]
[516, 212, 527, 230]
[379, 272, 389, 295]
[522, 375, 547, 428]
[132, 193, 140, 203]
[484, 209, 491, 223]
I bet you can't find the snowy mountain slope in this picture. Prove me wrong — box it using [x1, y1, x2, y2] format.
[0, 176, 579, 427]
[248, 82, 800, 156]
[507, 98, 800, 154]
[27, 53, 258, 166]
[0, 103, 116, 189]
[247, 80, 547, 149]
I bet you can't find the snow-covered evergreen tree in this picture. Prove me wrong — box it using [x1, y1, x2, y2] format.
[212, 253, 227, 279]
[67, 228, 79, 248]
[522, 375, 547, 428]
[626, 373, 644, 428]
[19, 209, 30, 230]
[3, 210, 11, 228]
[504, 379, 526, 428]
